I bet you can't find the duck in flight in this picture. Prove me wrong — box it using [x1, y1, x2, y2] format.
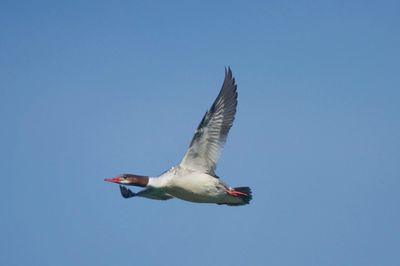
[105, 68, 252, 206]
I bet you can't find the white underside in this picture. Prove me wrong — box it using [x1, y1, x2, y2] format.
[147, 167, 243, 205]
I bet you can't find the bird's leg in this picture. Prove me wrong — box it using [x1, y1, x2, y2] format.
[119, 185, 136, 198]
[225, 188, 248, 197]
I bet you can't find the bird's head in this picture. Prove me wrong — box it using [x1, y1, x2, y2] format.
[104, 174, 149, 187]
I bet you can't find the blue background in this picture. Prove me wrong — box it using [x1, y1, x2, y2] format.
[1, 1, 399, 265]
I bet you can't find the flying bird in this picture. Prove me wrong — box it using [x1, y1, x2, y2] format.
[105, 68, 252, 206]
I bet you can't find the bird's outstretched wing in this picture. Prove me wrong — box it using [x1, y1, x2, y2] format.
[179, 67, 238, 176]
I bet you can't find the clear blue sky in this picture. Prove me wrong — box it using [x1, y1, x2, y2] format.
[1, 1, 399, 265]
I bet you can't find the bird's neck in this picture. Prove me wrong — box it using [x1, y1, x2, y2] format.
[125, 174, 149, 187]
[148, 174, 174, 188]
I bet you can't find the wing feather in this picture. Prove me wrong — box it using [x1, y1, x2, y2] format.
[179, 67, 238, 176]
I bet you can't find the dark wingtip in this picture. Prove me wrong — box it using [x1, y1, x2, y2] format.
[222, 66, 236, 94]
[119, 185, 136, 198]
[224, 66, 233, 79]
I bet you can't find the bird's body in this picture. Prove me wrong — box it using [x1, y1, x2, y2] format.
[145, 166, 247, 205]
[105, 68, 252, 206]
